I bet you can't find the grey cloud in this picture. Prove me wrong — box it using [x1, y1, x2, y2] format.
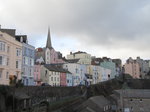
[0, 0, 150, 58]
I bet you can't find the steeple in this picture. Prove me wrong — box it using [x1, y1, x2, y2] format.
[46, 27, 52, 49]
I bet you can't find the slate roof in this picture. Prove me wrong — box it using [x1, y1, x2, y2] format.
[15, 35, 28, 43]
[0, 28, 16, 37]
[66, 59, 80, 63]
[44, 64, 71, 73]
[73, 51, 87, 54]
[78, 96, 110, 112]
[89, 96, 110, 107]
[114, 89, 150, 98]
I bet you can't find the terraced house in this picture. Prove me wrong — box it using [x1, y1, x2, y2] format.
[41, 64, 72, 86]
[0, 28, 22, 85]
[15, 35, 35, 85]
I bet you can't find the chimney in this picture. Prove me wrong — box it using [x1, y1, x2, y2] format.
[20, 36, 23, 43]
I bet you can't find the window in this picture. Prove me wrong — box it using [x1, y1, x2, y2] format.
[16, 61, 18, 68]
[23, 67, 26, 75]
[57, 78, 59, 81]
[16, 48, 21, 56]
[23, 57, 25, 64]
[30, 59, 32, 66]
[0, 41, 5, 52]
[67, 80, 69, 83]
[7, 58, 9, 66]
[51, 77, 53, 81]
[6, 72, 9, 79]
[0, 56, 2, 65]
[16, 60, 21, 69]
[25, 57, 28, 65]
[75, 68, 78, 73]
[45, 70, 47, 74]
[0, 70, 2, 78]
[55, 77, 56, 81]
[45, 70, 47, 77]
[104, 106, 106, 111]
[30, 69, 32, 76]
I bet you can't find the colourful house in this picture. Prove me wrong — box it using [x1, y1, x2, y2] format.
[66, 72, 73, 86]
[34, 64, 42, 86]
[60, 72, 66, 86]
[0, 29, 22, 85]
[124, 57, 140, 78]
[100, 59, 116, 79]
[15, 35, 35, 86]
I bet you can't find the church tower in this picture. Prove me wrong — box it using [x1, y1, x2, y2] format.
[46, 27, 52, 49]
[45, 27, 52, 64]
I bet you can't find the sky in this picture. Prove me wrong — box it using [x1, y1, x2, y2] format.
[0, 0, 150, 62]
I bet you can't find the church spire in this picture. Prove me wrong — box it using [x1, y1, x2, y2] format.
[46, 27, 52, 49]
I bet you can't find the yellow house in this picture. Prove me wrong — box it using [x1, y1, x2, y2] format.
[0, 31, 22, 85]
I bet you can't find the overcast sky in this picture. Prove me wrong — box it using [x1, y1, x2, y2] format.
[0, 0, 150, 62]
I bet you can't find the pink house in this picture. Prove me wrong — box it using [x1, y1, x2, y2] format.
[50, 48, 65, 64]
[124, 57, 140, 78]
[60, 72, 67, 86]
[34, 64, 42, 86]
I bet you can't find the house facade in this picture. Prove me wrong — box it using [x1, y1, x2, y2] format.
[100, 67, 111, 82]
[66, 72, 73, 86]
[40, 64, 71, 86]
[100, 60, 116, 79]
[0, 30, 22, 85]
[111, 89, 150, 112]
[15, 35, 35, 86]
[136, 57, 149, 78]
[34, 64, 42, 85]
[60, 72, 66, 86]
[124, 57, 140, 78]
[67, 51, 91, 65]
[63, 63, 82, 86]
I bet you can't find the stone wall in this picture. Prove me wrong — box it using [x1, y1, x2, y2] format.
[1, 79, 150, 112]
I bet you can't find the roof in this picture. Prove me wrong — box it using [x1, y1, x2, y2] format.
[15, 35, 28, 43]
[73, 51, 87, 55]
[114, 89, 150, 98]
[91, 58, 104, 65]
[66, 59, 80, 63]
[0, 28, 16, 37]
[89, 96, 110, 107]
[36, 48, 43, 52]
[79, 96, 110, 112]
[44, 64, 71, 73]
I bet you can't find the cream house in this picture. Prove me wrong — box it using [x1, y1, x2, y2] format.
[0, 30, 22, 85]
[67, 51, 91, 65]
